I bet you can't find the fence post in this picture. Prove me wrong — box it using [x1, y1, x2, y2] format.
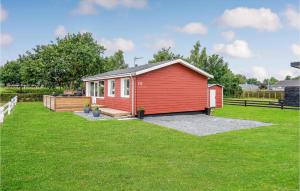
[244, 100, 247, 107]
[8, 102, 11, 115]
[281, 100, 284, 110]
[0, 107, 4, 123]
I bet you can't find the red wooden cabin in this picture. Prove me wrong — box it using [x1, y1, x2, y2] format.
[82, 59, 223, 115]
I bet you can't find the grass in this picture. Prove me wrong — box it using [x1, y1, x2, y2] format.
[1, 103, 299, 190]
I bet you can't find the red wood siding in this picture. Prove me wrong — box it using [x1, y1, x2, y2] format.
[96, 78, 132, 112]
[209, 85, 223, 108]
[136, 63, 209, 115]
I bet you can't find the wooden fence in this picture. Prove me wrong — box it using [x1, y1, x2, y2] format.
[241, 91, 284, 100]
[0, 96, 18, 123]
[224, 98, 299, 110]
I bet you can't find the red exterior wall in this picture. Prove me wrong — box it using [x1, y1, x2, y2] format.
[135, 63, 209, 115]
[96, 78, 133, 112]
[209, 85, 223, 108]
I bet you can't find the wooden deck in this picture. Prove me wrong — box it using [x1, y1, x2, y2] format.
[43, 95, 91, 112]
[99, 108, 131, 117]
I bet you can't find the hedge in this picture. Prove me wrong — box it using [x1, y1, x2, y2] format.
[0, 93, 44, 102]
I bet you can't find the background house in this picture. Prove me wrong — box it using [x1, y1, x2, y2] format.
[270, 80, 300, 91]
[239, 84, 260, 91]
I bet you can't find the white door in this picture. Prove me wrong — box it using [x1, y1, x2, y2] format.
[210, 89, 216, 108]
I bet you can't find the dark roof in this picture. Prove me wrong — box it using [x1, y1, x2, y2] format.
[82, 60, 171, 81]
[273, 80, 300, 87]
[82, 59, 213, 81]
[291, 62, 300, 69]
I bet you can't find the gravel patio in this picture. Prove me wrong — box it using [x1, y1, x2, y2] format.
[143, 113, 272, 136]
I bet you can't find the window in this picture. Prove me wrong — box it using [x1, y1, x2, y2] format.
[108, 80, 115, 97]
[121, 78, 130, 98]
[98, 81, 104, 97]
[90, 82, 94, 96]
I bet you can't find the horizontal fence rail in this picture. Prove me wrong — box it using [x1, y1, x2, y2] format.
[0, 96, 18, 123]
[224, 98, 300, 110]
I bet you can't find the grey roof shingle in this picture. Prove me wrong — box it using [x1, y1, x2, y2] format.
[272, 80, 300, 87]
[82, 60, 171, 81]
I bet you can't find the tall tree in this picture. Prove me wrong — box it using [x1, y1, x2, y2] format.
[149, 47, 183, 63]
[285, 75, 292, 80]
[235, 74, 247, 84]
[0, 60, 23, 89]
[104, 50, 128, 71]
[263, 77, 278, 85]
[246, 78, 260, 85]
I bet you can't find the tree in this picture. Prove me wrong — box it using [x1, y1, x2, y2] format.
[0, 60, 23, 89]
[246, 78, 260, 85]
[19, 51, 44, 86]
[104, 50, 128, 71]
[235, 74, 247, 84]
[285, 75, 292, 80]
[263, 77, 278, 85]
[205, 54, 242, 97]
[55, 32, 106, 89]
[149, 47, 183, 63]
[188, 41, 208, 70]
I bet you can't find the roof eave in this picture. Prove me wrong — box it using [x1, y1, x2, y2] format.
[82, 73, 134, 81]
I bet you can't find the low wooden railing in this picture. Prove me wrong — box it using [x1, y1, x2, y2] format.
[0, 96, 18, 123]
[224, 98, 300, 110]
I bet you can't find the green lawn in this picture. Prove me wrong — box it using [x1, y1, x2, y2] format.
[1, 103, 299, 190]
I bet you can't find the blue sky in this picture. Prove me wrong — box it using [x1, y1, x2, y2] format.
[1, 0, 299, 80]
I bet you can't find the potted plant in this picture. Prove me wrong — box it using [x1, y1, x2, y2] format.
[137, 106, 145, 119]
[83, 104, 90, 113]
[92, 107, 100, 117]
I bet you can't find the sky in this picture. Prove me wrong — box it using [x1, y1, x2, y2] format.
[1, 0, 300, 81]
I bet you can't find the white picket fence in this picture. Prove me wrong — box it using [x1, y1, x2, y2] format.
[0, 96, 18, 123]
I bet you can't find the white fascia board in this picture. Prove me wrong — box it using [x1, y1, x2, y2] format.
[208, 84, 224, 88]
[82, 73, 132, 82]
[135, 59, 214, 78]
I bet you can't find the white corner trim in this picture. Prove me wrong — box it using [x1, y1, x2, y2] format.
[135, 59, 214, 78]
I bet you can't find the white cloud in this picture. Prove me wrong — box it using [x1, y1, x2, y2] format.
[176, 22, 207, 35]
[0, 6, 8, 22]
[221, 31, 235, 41]
[73, 0, 147, 14]
[54, 25, 67, 38]
[291, 43, 300, 56]
[218, 7, 281, 31]
[213, 40, 252, 58]
[146, 39, 175, 50]
[278, 68, 300, 80]
[251, 66, 268, 81]
[73, 1, 98, 15]
[98, 38, 135, 52]
[285, 7, 300, 30]
[0, 33, 13, 47]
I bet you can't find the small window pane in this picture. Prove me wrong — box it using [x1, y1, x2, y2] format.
[90, 82, 94, 96]
[99, 81, 104, 97]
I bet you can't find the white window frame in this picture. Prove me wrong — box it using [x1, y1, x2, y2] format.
[108, 79, 115, 97]
[97, 80, 105, 98]
[121, 78, 130, 98]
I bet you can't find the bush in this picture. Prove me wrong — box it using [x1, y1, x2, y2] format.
[0, 93, 44, 102]
[0, 87, 63, 94]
